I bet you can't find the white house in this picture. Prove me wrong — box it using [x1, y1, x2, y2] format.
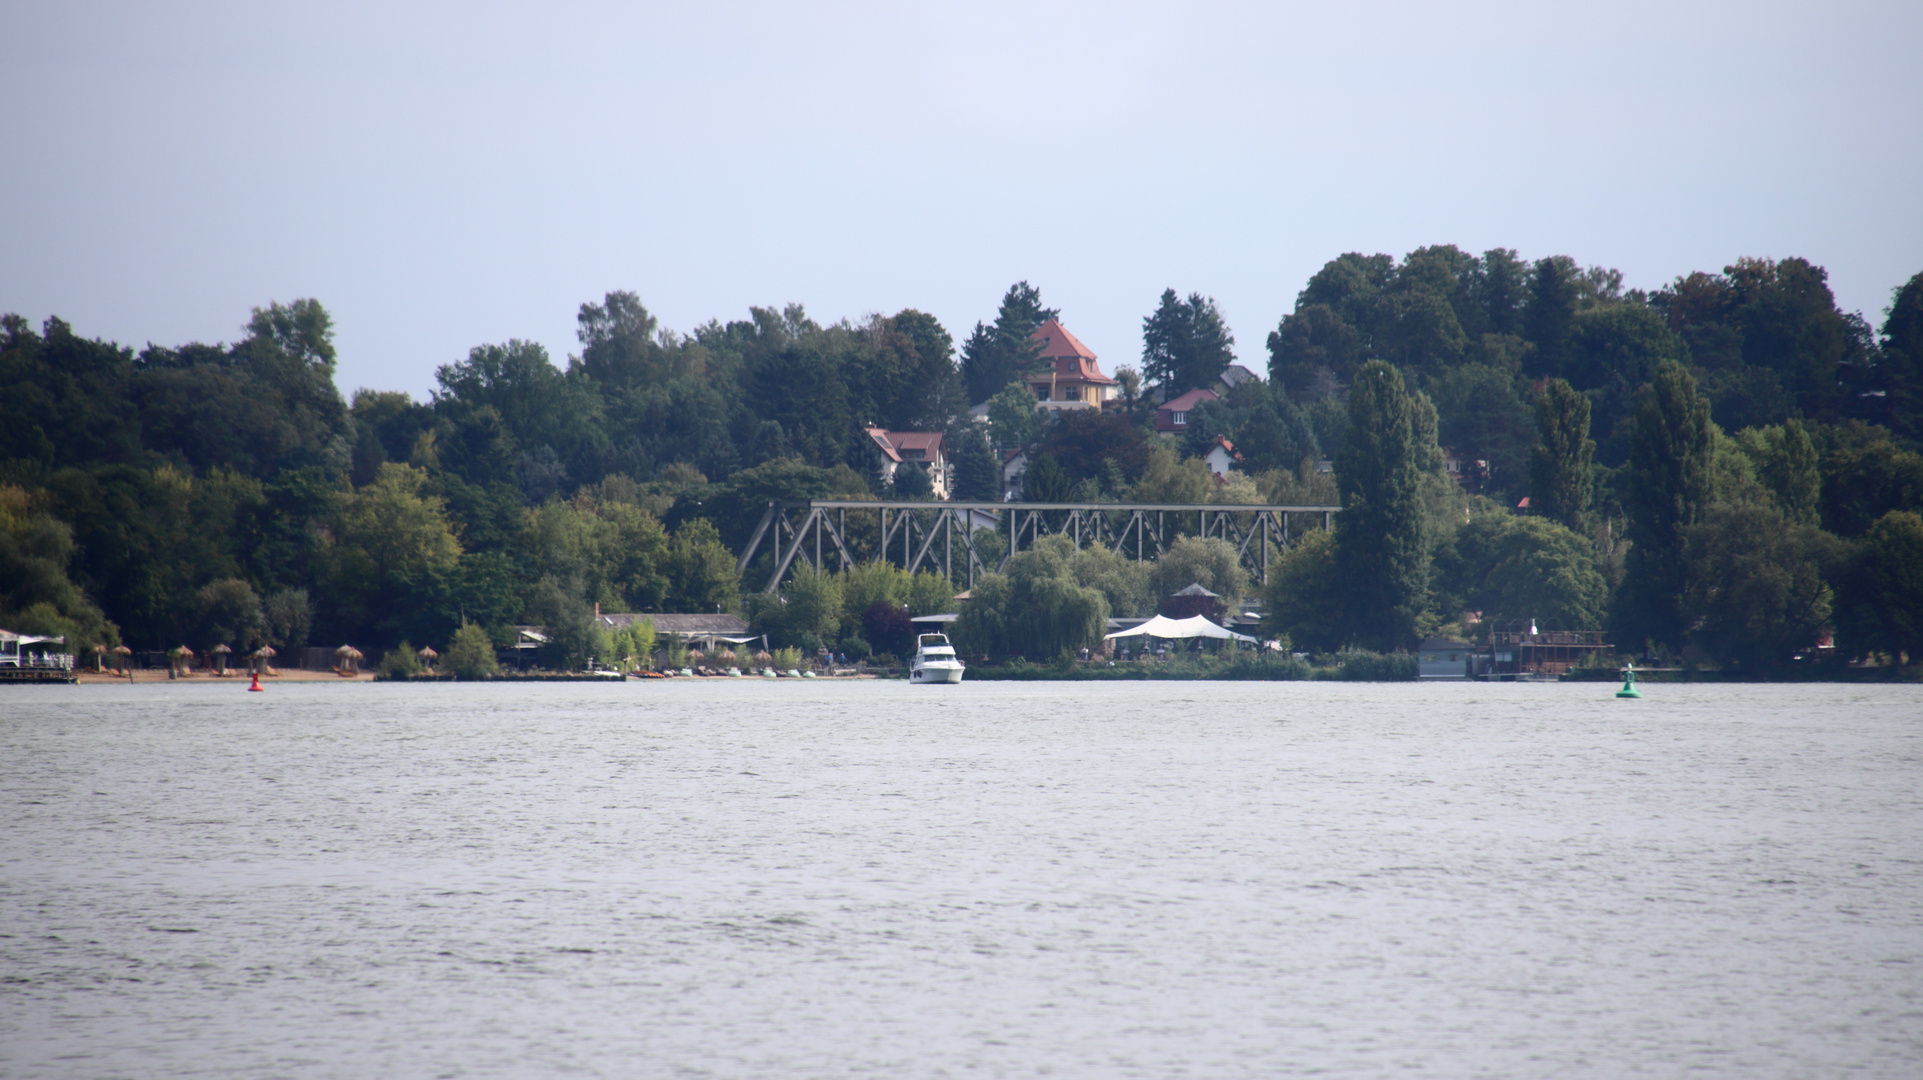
[1203, 436, 1244, 478]
[864, 426, 952, 498]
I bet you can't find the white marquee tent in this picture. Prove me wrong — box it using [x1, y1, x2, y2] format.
[1103, 614, 1257, 644]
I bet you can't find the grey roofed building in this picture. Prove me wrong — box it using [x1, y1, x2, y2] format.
[1417, 637, 1475, 680]
[1217, 364, 1261, 393]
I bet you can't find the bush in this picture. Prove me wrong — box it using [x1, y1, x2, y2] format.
[771, 645, 803, 670]
[445, 622, 500, 680]
[1330, 649, 1417, 681]
[376, 640, 422, 680]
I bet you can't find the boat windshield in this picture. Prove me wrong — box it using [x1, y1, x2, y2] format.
[917, 634, 950, 648]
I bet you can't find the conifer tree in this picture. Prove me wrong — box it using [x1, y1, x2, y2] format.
[1141, 289, 1236, 396]
[946, 424, 1001, 502]
[1529, 378, 1595, 530]
[1335, 361, 1429, 651]
[959, 282, 1057, 405]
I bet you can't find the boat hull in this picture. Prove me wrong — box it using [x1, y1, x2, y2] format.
[910, 663, 964, 684]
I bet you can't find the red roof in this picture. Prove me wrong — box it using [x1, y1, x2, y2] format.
[1026, 318, 1115, 386]
[865, 426, 944, 464]
[1159, 388, 1219, 413]
[1032, 318, 1096, 361]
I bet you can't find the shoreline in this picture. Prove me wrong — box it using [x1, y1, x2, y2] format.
[72, 669, 375, 684]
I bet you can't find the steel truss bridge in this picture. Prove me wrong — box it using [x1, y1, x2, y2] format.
[736, 500, 1342, 593]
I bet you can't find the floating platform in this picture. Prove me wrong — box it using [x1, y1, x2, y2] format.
[0, 668, 79, 684]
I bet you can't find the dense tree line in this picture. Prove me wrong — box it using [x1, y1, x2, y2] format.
[1256, 251, 1922, 670]
[2, 249, 1919, 674]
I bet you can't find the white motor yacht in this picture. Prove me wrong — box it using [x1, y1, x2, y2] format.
[910, 633, 965, 684]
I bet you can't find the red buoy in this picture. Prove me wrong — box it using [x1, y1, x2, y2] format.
[248, 670, 264, 692]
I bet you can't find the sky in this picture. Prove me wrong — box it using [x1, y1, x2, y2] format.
[4, 0, 1919, 401]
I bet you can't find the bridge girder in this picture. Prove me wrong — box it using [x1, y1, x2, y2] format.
[736, 500, 1340, 593]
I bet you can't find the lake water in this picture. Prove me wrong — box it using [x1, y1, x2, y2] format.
[2, 680, 1919, 1078]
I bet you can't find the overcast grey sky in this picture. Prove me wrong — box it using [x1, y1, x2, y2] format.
[4, 0, 1918, 400]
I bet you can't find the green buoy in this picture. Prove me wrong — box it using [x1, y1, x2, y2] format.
[1616, 661, 1642, 699]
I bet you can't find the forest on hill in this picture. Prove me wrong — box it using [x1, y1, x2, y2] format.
[2, 247, 1920, 673]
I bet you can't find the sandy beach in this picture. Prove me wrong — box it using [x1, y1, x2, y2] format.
[73, 669, 375, 684]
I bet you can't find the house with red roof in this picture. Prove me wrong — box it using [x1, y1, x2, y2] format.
[1155, 388, 1219, 432]
[1203, 436, 1243, 478]
[1025, 318, 1117, 410]
[864, 426, 951, 498]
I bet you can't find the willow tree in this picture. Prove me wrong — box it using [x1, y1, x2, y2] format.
[1335, 361, 1429, 651]
[952, 536, 1108, 660]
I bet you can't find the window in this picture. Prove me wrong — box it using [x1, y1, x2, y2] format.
[903, 448, 925, 460]
[1171, 411, 1188, 426]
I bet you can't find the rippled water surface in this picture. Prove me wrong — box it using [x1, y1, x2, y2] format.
[3, 680, 1920, 1077]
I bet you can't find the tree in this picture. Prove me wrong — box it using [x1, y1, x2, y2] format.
[1835, 509, 1923, 662]
[575, 290, 665, 388]
[0, 484, 118, 651]
[1732, 419, 1820, 526]
[524, 577, 609, 669]
[444, 621, 500, 679]
[1178, 381, 1318, 475]
[1529, 378, 1595, 530]
[1434, 512, 1607, 632]
[1267, 305, 1366, 404]
[1613, 360, 1715, 654]
[263, 588, 312, 651]
[191, 578, 265, 651]
[1021, 453, 1073, 502]
[1141, 289, 1236, 396]
[1127, 443, 1214, 504]
[1148, 536, 1250, 610]
[1682, 503, 1842, 671]
[1034, 408, 1150, 489]
[1880, 273, 1923, 440]
[951, 535, 1108, 660]
[1335, 361, 1430, 651]
[1820, 435, 1923, 537]
[959, 282, 1057, 405]
[664, 518, 741, 612]
[433, 339, 608, 492]
[946, 423, 1000, 502]
[1522, 256, 1580, 378]
[1432, 363, 1534, 499]
[245, 298, 337, 373]
[1067, 544, 1152, 618]
[1262, 527, 1344, 652]
[326, 463, 464, 646]
[985, 381, 1042, 454]
[890, 462, 933, 500]
[759, 564, 843, 649]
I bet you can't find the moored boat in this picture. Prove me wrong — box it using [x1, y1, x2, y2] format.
[910, 633, 964, 684]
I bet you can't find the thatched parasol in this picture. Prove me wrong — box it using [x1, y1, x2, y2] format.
[417, 645, 439, 659]
[210, 642, 233, 674]
[752, 649, 773, 664]
[717, 648, 738, 664]
[250, 645, 276, 674]
[686, 648, 706, 663]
